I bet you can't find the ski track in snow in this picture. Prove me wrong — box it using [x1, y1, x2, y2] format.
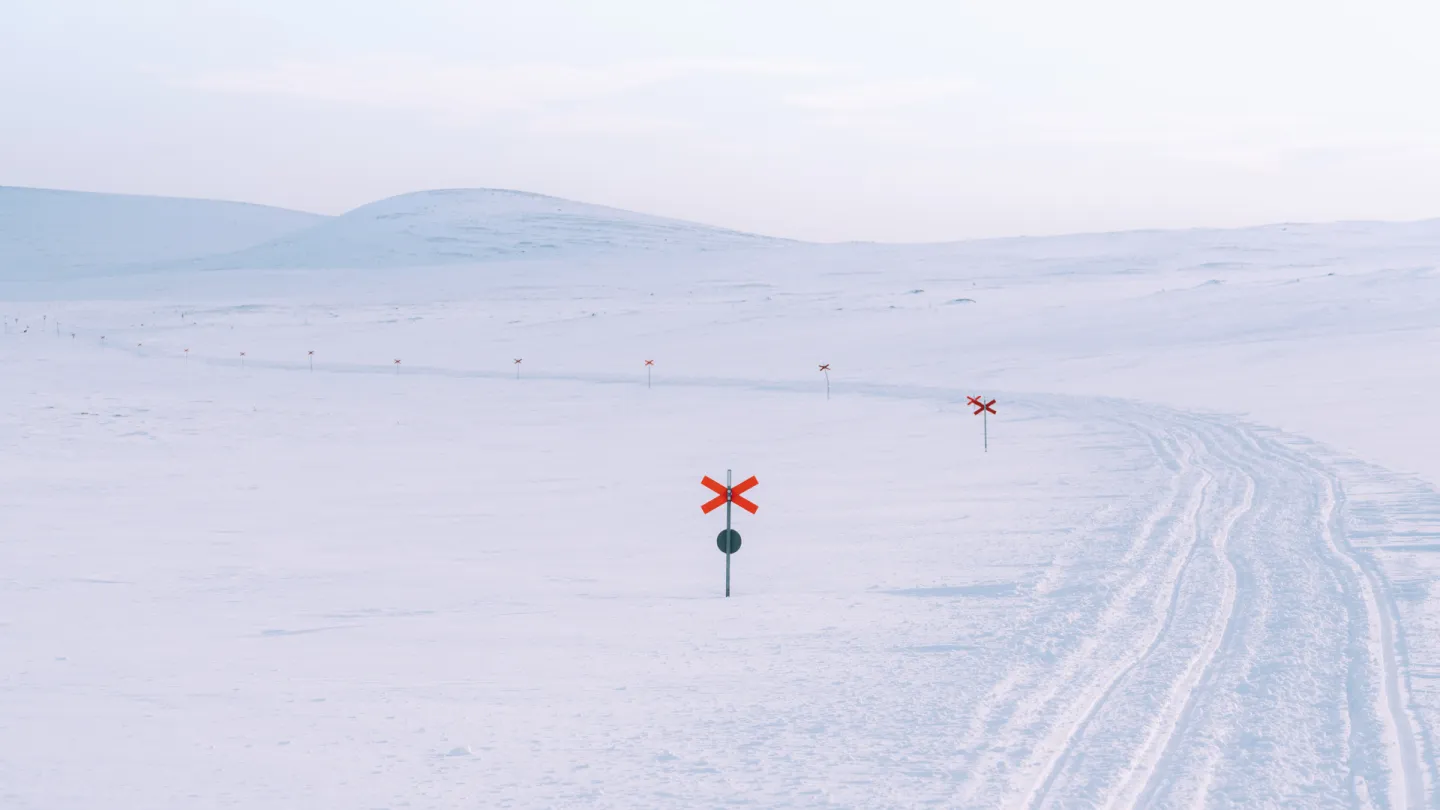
[18, 339, 1437, 808]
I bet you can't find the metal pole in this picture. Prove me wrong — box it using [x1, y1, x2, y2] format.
[984, 410, 988, 452]
[825, 371, 830, 400]
[725, 469, 732, 598]
[647, 366, 651, 389]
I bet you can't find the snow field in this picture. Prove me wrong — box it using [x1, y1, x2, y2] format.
[3, 215, 1439, 808]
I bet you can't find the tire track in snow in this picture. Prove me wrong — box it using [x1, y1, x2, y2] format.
[1049, 428, 1256, 810]
[1309, 460, 1425, 809]
[1013, 417, 1248, 810]
[1017, 452, 1214, 810]
[1121, 421, 1425, 810]
[945, 412, 1211, 808]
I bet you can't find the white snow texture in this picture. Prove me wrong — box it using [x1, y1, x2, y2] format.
[3, 187, 1440, 809]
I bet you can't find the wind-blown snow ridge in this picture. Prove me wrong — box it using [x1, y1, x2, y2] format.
[188, 188, 791, 270]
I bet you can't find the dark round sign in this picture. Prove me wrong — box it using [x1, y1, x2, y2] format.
[716, 529, 741, 554]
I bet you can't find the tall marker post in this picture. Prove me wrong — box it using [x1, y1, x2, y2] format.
[819, 364, 831, 400]
[645, 359, 654, 389]
[514, 358, 522, 379]
[968, 395, 996, 451]
[394, 358, 401, 374]
[701, 471, 759, 597]
[240, 351, 246, 370]
[308, 350, 314, 371]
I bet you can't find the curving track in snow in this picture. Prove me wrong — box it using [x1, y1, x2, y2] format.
[956, 399, 1430, 810]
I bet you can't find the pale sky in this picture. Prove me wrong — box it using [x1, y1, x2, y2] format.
[5, 0, 1440, 242]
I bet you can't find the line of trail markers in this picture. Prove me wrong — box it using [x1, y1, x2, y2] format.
[514, 358, 523, 379]
[701, 471, 759, 597]
[968, 395, 997, 451]
[645, 359, 654, 389]
[819, 364, 831, 399]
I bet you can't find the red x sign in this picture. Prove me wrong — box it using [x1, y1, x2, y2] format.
[966, 395, 982, 408]
[701, 475, 759, 514]
[818, 364, 830, 372]
[972, 398, 996, 415]
[514, 359, 522, 364]
[645, 359, 654, 366]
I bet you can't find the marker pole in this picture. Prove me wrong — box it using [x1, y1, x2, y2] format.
[647, 365, 652, 389]
[984, 409, 988, 452]
[825, 370, 830, 400]
[725, 469, 732, 598]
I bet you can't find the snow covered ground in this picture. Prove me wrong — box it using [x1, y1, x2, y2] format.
[3, 191, 1440, 808]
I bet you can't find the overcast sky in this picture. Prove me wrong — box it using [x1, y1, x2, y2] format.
[4, 1, 1440, 242]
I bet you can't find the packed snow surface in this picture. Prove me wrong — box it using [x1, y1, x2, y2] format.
[3, 189, 1440, 809]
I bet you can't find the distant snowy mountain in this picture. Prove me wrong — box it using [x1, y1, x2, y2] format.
[186, 189, 790, 270]
[0, 186, 327, 278]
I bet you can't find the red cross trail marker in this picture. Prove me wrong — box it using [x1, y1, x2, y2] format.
[819, 364, 831, 400]
[308, 350, 314, 372]
[645, 359, 654, 389]
[701, 471, 759, 597]
[970, 396, 997, 451]
[514, 358, 523, 379]
[394, 358, 401, 374]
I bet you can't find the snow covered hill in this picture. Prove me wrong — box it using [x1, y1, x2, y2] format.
[183, 188, 790, 270]
[0, 186, 327, 279]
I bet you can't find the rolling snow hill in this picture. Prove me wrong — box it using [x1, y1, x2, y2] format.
[184, 188, 790, 270]
[0, 186, 328, 278]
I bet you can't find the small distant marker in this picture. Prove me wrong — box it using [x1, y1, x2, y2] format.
[645, 359, 654, 389]
[184, 348, 189, 362]
[394, 358, 401, 374]
[701, 471, 759, 597]
[308, 350, 314, 372]
[240, 351, 247, 369]
[968, 395, 997, 451]
[819, 363, 831, 400]
[514, 358, 523, 379]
